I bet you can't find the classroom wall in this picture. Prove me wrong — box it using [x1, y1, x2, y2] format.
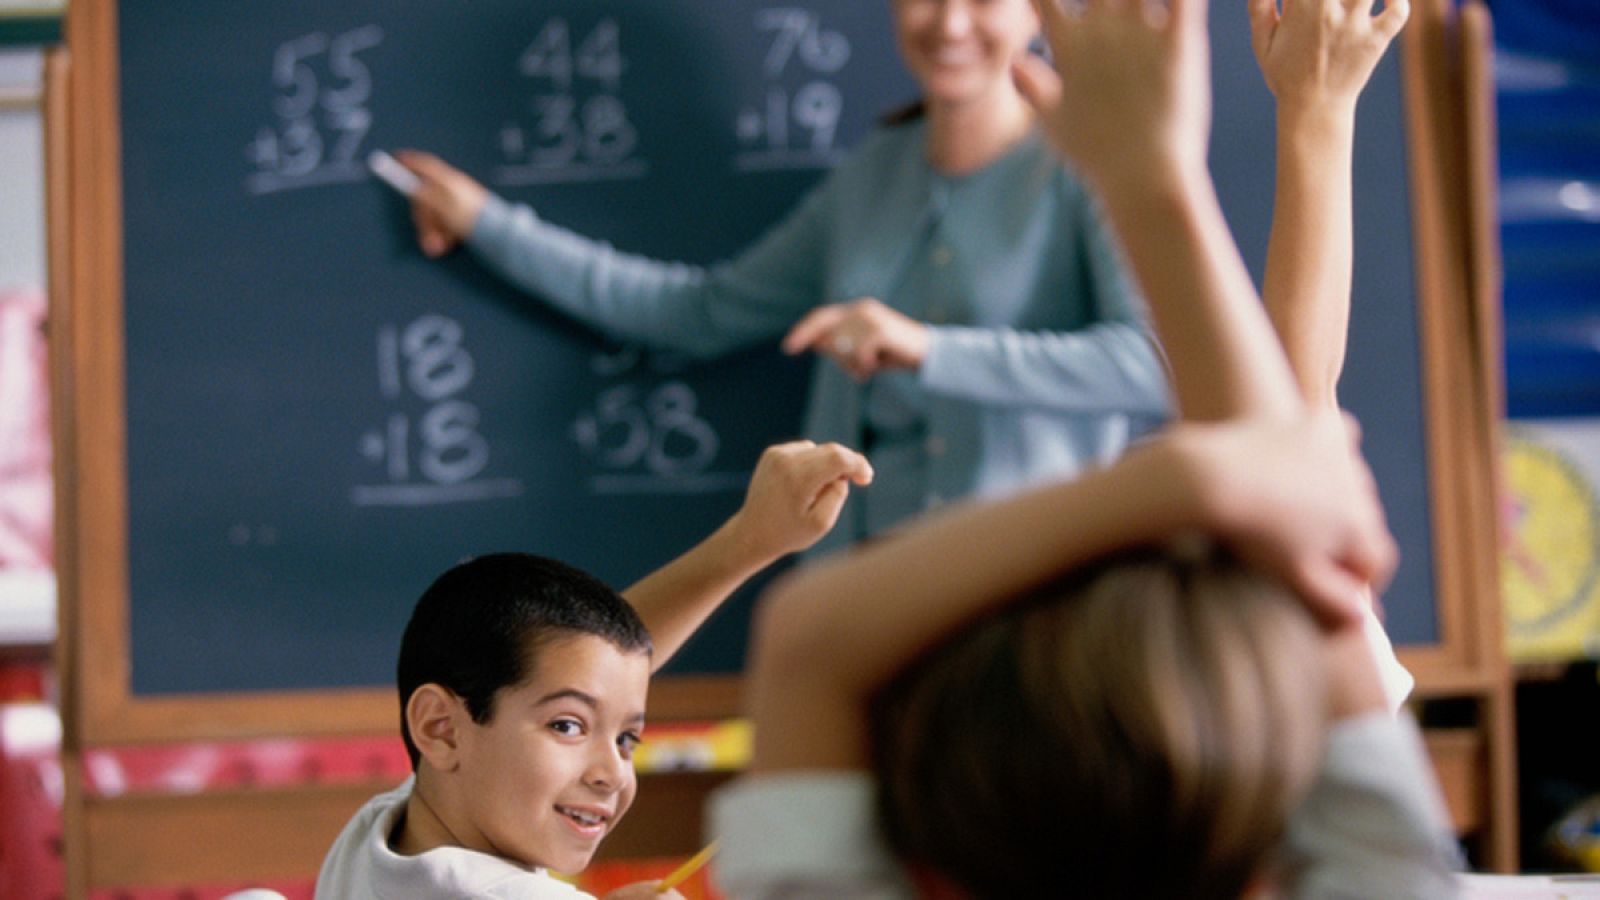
[0, 44, 54, 648]
[0, 48, 44, 294]
[1490, 0, 1600, 418]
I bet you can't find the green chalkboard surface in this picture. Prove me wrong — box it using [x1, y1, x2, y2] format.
[119, 1, 916, 695]
[115, 0, 1438, 700]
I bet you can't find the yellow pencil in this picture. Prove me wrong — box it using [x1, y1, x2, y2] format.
[655, 840, 720, 893]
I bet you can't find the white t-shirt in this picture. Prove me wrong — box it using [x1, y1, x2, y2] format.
[315, 777, 594, 899]
[708, 714, 1462, 900]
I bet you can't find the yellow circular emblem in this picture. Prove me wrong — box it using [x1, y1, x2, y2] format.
[1501, 431, 1600, 637]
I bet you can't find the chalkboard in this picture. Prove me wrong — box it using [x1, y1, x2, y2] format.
[117, 1, 916, 695]
[110, 0, 1437, 703]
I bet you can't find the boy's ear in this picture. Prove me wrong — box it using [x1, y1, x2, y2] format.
[406, 683, 467, 773]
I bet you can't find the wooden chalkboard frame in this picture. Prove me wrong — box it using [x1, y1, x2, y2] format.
[1394, 0, 1509, 699]
[52, 0, 1515, 888]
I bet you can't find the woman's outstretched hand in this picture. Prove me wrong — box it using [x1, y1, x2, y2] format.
[395, 150, 489, 258]
[781, 298, 930, 382]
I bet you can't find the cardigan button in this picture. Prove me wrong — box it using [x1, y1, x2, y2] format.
[930, 245, 953, 267]
[925, 436, 947, 457]
[927, 306, 947, 324]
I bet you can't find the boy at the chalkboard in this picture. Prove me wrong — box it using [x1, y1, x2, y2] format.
[315, 440, 872, 899]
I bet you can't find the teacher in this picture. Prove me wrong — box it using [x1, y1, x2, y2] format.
[398, 0, 1170, 555]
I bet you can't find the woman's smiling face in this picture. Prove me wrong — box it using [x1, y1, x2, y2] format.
[891, 0, 1041, 109]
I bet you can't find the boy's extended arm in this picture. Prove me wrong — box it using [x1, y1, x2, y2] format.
[1252, 0, 1416, 719]
[1014, 0, 1300, 422]
[1251, 0, 1409, 407]
[622, 442, 871, 672]
[747, 415, 1396, 771]
[1262, 102, 1357, 410]
[747, 436, 1195, 771]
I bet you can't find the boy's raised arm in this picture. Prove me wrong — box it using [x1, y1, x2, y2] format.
[747, 414, 1396, 771]
[1251, 0, 1409, 407]
[1251, 0, 1417, 718]
[754, 0, 1415, 729]
[744, 0, 1398, 776]
[1013, 0, 1302, 422]
[621, 441, 871, 671]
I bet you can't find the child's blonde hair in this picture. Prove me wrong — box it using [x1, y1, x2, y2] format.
[869, 545, 1328, 899]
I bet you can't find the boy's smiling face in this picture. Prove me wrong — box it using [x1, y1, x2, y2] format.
[449, 632, 650, 873]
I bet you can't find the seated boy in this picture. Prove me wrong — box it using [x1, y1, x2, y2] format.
[316, 441, 871, 899]
[710, 0, 1455, 896]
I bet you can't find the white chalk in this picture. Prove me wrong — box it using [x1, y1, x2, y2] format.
[367, 150, 420, 197]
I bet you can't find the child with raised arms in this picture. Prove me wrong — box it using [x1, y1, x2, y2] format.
[315, 440, 872, 899]
[708, 0, 1457, 896]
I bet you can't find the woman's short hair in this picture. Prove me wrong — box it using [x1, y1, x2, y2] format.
[869, 544, 1328, 899]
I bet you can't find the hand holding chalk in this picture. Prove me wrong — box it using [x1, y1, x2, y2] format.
[368, 149, 421, 197]
[373, 149, 488, 257]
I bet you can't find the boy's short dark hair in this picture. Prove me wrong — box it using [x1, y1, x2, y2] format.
[397, 552, 653, 769]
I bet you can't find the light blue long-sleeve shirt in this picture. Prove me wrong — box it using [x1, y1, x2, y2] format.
[467, 119, 1171, 553]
